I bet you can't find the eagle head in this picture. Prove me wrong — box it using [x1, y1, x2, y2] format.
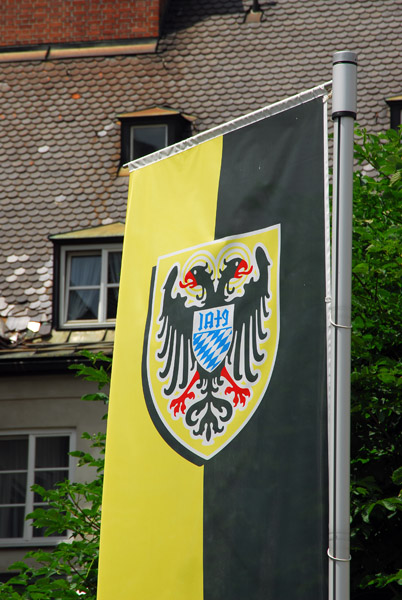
[218, 257, 253, 297]
[179, 262, 213, 301]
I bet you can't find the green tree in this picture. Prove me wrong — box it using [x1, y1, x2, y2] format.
[350, 126, 402, 599]
[0, 351, 111, 600]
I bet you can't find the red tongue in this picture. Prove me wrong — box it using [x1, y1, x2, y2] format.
[179, 271, 197, 288]
[235, 260, 253, 278]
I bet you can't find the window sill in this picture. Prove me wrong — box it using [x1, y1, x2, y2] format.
[60, 322, 116, 330]
[0, 537, 70, 548]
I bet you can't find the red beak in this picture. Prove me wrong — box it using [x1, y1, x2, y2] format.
[234, 260, 253, 278]
[179, 271, 197, 288]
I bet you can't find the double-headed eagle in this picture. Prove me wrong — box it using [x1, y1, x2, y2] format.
[156, 245, 271, 443]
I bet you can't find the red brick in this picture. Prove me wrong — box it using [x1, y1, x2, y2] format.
[0, 0, 161, 47]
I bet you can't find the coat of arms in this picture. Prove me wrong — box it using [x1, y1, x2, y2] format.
[143, 225, 280, 462]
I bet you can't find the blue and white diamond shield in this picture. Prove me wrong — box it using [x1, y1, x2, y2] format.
[192, 304, 234, 373]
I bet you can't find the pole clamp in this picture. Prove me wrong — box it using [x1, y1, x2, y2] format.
[327, 548, 352, 562]
[330, 319, 352, 330]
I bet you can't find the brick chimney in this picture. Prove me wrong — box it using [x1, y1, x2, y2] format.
[0, 0, 167, 48]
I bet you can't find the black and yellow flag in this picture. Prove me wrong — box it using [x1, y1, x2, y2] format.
[98, 87, 329, 600]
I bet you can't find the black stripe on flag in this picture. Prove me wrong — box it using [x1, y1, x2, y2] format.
[203, 98, 328, 600]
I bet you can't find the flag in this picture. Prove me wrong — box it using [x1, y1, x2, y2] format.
[97, 86, 329, 600]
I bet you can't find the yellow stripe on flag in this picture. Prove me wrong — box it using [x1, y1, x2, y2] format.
[97, 136, 223, 599]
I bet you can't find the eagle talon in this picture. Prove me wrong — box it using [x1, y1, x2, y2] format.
[224, 385, 250, 407]
[169, 395, 188, 416]
[169, 372, 200, 416]
[221, 365, 250, 407]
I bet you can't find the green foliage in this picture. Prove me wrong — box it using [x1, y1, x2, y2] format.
[350, 126, 402, 598]
[0, 352, 111, 599]
[69, 350, 112, 400]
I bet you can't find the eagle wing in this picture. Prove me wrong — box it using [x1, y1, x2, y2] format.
[228, 246, 271, 383]
[156, 265, 196, 396]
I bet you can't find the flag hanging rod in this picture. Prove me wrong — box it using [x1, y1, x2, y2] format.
[126, 81, 331, 172]
[329, 50, 357, 600]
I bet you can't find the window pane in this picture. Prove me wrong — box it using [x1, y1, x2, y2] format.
[69, 254, 101, 287]
[0, 473, 27, 504]
[107, 287, 119, 319]
[35, 437, 70, 468]
[67, 289, 99, 321]
[0, 507, 25, 538]
[108, 251, 122, 283]
[34, 470, 69, 501]
[0, 437, 28, 470]
[131, 125, 167, 159]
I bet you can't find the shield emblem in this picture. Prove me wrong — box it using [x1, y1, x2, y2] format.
[192, 305, 234, 373]
[143, 224, 280, 463]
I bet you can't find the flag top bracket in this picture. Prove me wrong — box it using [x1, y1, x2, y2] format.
[332, 51, 357, 120]
[126, 81, 332, 172]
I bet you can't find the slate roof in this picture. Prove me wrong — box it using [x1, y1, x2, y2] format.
[0, 0, 401, 359]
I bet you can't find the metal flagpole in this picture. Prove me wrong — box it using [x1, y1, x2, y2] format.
[328, 51, 357, 600]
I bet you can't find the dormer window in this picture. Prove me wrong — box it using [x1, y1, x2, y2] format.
[131, 124, 168, 160]
[119, 107, 194, 169]
[386, 95, 402, 130]
[50, 223, 124, 329]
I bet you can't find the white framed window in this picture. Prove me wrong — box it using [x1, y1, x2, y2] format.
[0, 430, 75, 547]
[60, 244, 122, 328]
